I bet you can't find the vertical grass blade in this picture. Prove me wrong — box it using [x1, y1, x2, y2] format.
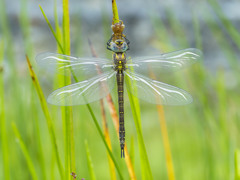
[62, 0, 71, 55]
[85, 140, 96, 180]
[11, 122, 38, 180]
[0, 40, 10, 180]
[62, 0, 75, 179]
[149, 70, 175, 180]
[100, 99, 117, 180]
[157, 105, 175, 180]
[39, 5, 64, 54]
[112, 0, 119, 23]
[54, 0, 63, 53]
[26, 55, 64, 179]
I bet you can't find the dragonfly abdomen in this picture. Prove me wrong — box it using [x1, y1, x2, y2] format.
[117, 71, 125, 158]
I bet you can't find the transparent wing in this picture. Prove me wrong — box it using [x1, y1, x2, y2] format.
[36, 52, 114, 78]
[47, 71, 116, 106]
[127, 48, 202, 79]
[125, 71, 193, 105]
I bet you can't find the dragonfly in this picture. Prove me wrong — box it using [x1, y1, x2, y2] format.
[36, 20, 202, 158]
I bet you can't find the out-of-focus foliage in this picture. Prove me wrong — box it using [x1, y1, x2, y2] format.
[0, 0, 240, 179]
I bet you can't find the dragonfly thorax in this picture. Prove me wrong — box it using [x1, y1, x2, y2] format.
[113, 52, 126, 71]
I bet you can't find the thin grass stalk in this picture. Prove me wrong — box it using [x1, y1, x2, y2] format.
[84, 140, 97, 180]
[39, 5, 64, 54]
[112, 0, 119, 23]
[54, 0, 63, 54]
[26, 55, 64, 179]
[157, 105, 175, 180]
[0, 40, 10, 180]
[62, 0, 76, 178]
[100, 99, 117, 180]
[11, 122, 38, 180]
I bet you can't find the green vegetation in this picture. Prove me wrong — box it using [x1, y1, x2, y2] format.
[0, 0, 239, 179]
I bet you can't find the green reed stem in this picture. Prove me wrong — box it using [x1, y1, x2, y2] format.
[112, 0, 119, 23]
[39, 5, 64, 54]
[62, 1, 75, 179]
[12, 122, 38, 180]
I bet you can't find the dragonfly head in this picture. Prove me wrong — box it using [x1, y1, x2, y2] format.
[111, 21, 125, 34]
[109, 39, 129, 53]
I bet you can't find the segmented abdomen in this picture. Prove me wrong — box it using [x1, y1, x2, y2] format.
[117, 71, 125, 158]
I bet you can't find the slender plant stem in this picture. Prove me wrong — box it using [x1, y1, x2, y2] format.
[157, 105, 175, 180]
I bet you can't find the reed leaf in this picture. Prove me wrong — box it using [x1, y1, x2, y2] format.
[62, 0, 75, 179]
[112, 0, 119, 23]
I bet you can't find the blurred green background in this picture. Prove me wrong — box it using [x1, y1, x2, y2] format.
[1, 0, 240, 179]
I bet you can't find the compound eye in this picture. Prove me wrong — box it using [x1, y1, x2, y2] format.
[121, 42, 128, 51]
[110, 42, 118, 52]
